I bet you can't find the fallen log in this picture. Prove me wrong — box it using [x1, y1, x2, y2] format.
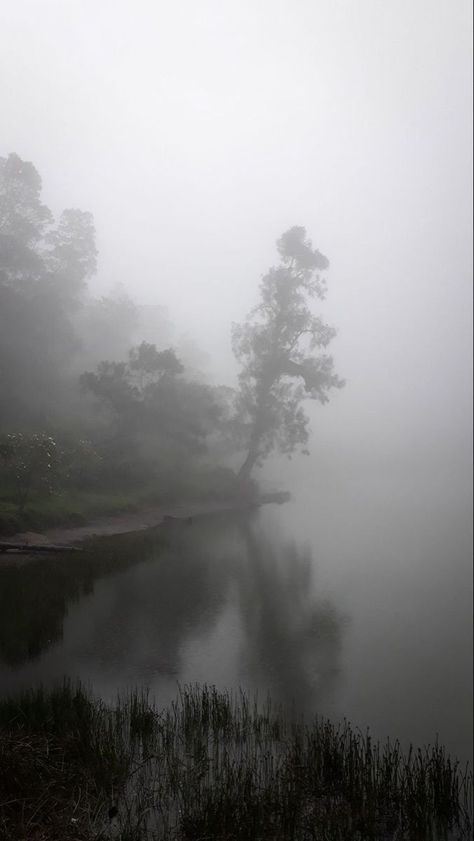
[0, 542, 82, 554]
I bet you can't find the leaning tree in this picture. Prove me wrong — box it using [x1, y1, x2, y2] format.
[232, 226, 344, 480]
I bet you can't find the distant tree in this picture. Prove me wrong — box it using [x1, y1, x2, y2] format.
[129, 341, 184, 387]
[80, 361, 138, 416]
[0, 154, 96, 302]
[0, 153, 52, 287]
[45, 208, 97, 305]
[72, 286, 140, 371]
[81, 343, 227, 476]
[0, 153, 98, 426]
[142, 376, 222, 459]
[175, 334, 211, 381]
[80, 344, 184, 413]
[232, 227, 344, 480]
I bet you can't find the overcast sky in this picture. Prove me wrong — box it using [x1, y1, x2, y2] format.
[1, 0, 472, 463]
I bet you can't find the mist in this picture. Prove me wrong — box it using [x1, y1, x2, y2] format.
[0, 1, 472, 837]
[2, 1, 471, 470]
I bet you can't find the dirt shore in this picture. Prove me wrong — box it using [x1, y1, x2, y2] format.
[0, 498, 259, 564]
[0, 491, 291, 565]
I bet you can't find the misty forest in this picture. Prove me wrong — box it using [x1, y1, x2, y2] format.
[0, 2, 472, 840]
[0, 155, 342, 521]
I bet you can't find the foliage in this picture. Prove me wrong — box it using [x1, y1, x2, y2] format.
[129, 340, 184, 383]
[0, 153, 98, 427]
[80, 342, 231, 479]
[58, 434, 102, 488]
[0, 153, 96, 301]
[80, 343, 185, 408]
[0, 431, 99, 514]
[44, 207, 97, 305]
[72, 287, 141, 372]
[233, 226, 344, 478]
[80, 360, 139, 414]
[0, 432, 59, 512]
[0, 153, 52, 279]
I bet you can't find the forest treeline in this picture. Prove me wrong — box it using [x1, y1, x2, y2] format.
[0, 153, 342, 533]
[0, 154, 245, 532]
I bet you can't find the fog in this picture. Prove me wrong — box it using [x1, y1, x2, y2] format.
[0, 0, 472, 799]
[2, 0, 472, 467]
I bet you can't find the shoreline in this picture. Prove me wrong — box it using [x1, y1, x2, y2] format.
[0, 491, 290, 562]
[2, 682, 471, 841]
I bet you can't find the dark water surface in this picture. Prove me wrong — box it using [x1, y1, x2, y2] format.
[0, 463, 472, 765]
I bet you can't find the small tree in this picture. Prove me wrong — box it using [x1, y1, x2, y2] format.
[80, 343, 225, 478]
[232, 226, 344, 480]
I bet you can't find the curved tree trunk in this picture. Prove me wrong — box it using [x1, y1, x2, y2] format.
[237, 371, 273, 481]
[238, 445, 259, 481]
[238, 356, 325, 479]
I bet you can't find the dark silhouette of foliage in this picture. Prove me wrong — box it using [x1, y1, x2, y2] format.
[129, 341, 184, 386]
[233, 226, 344, 479]
[0, 153, 97, 426]
[0, 432, 59, 512]
[80, 343, 228, 477]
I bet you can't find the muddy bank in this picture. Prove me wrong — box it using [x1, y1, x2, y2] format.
[1, 492, 290, 563]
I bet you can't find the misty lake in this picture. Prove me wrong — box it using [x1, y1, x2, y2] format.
[0, 461, 472, 767]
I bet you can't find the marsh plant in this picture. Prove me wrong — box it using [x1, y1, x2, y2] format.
[0, 682, 471, 840]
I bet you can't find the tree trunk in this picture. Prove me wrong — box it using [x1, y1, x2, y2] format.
[238, 374, 274, 481]
[238, 446, 259, 481]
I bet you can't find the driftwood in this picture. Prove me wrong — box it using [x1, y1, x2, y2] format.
[160, 493, 291, 525]
[0, 542, 82, 554]
[257, 491, 291, 505]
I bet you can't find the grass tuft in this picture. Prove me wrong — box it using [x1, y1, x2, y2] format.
[0, 681, 471, 840]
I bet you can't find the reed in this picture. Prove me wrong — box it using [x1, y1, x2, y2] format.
[0, 681, 471, 840]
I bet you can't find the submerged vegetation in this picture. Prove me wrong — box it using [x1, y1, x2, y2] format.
[0, 682, 471, 840]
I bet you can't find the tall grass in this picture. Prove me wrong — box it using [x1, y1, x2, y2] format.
[0, 682, 471, 840]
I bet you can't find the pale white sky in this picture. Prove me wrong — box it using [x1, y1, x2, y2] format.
[1, 0, 472, 461]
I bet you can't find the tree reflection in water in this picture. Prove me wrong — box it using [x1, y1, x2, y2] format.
[234, 521, 343, 714]
[0, 512, 345, 717]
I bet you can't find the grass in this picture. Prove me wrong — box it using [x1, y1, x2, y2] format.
[0, 466, 255, 536]
[0, 488, 149, 536]
[0, 682, 471, 840]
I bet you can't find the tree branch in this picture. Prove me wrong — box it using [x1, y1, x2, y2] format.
[276, 358, 323, 391]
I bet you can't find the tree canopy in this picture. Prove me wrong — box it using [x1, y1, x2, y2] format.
[233, 226, 344, 479]
[80, 342, 228, 480]
[0, 153, 98, 426]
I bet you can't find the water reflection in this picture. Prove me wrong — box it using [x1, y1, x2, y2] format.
[0, 512, 344, 716]
[0, 531, 165, 666]
[237, 522, 342, 713]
